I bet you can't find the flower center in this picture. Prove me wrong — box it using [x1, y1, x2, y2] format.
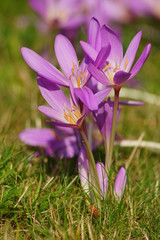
[69, 63, 87, 88]
[64, 105, 81, 124]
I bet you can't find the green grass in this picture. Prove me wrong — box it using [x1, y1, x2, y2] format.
[0, 0, 160, 239]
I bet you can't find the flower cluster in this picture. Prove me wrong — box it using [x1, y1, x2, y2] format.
[20, 17, 151, 201]
[29, 0, 160, 33]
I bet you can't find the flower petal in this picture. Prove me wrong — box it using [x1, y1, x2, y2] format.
[80, 41, 98, 62]
[101, 25, 123, 64]
[114, 167, 127, 201]
[38, 105, 66, 122]
[87, 17, 101, 51]
[37, 77, 70, 110]
[113, 70, 131, 85]
[19, 128, 55, 147]
[94, 44, 111, 68]
[74, 86, 98, 111]
[120, 31, 142, 72]
[21, 47, 68, 86]
[96, 162, 108, 198]
[119, 100, 144, 106]
[88, 64, 112, 86]
[78, 148, 90, 194]
[54, 34, 79, 78]
[130, 43, 151, 79]
[95, 87, 112, 105]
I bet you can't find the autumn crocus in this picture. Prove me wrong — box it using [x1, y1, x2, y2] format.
[78, 148, 108, 199]
[21, 34, 111, 111]
[81, 18, 151, 89]
[29, 0, 85, 30]
[19, 127, 80, 159]
[114, 167, 127, 201]
[81, 18, 151, 169]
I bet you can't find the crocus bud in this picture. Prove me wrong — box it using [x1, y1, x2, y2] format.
[78, 148, 90, 195]
[96, 162, 108, 199]
[114, 167, 127, 201]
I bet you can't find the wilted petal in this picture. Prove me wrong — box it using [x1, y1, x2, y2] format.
[101, 25, 123, 65]
[114, 167, 127, 201]
[130, 43, 151, 79]
[120, 31, 142, 72]
[87, 17, 101, 51]
[19, 128, 55, 147]
[113, 70, 131, 85]
[54, 34, 79, 78]
[96, 162, 108, 198]
[21, 47, 68, 86]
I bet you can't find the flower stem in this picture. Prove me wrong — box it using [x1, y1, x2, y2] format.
[80, 129, 100, 196]
[105, 87, 120, 171]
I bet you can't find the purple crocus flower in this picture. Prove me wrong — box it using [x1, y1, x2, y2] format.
[78, 148, 108, 199]
[19, 127, 80, 158]
[96, 162, 108, 198]
[94, 98, 117, 154]
[114, 167, 127, 201]
[81, 18, 151, 88]
[37, 76, 111, 129]
[78, 148, 90, 195]
[37, 77, 88, 129]
[29, 0, 85, 30]
[21, 34, 111, 111]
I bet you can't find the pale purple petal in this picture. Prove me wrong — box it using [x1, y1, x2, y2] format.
[46, 120, 79, 129]
[87, 17, 101, 52]
[130, 43, 151, 79]
[38, 105, 66, 122]
[74, 86, 98, 111]
[95, 88, 112, 105]
[21, 47, 68, 86]
[120, 31, 142, 72]
[94, 44, 111, 68]
[53, 135, 79, 159]
[101, 25, 123, 65]
[78, 148, 90, 194]
[19, 128, 55, 147]
[114, 167, 127, 200]
[96, 162, 108, 198]
[94, 100, 113, 142]
[80, 41, 98, 62]
[119, 100, 144, 106]
[54, 34, 79, 78]
[29, 0, 46, 18]
[37, 77, 70, 110]
[113, 70, 131, 85]
[88, 64, 112, 86]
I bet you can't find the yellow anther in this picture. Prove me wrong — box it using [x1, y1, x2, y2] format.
[69, 109, 74, 123]
[113, 66, 120, 73]
[125, 58, 128, 70]
[103, 63, 111, 71]
[108, 71, 114, 83]
[64, 111, 70, 121]
[72, 106, 77, 109]
[81, 69, 87, 79]
[77, 75, 80, 88]
[72, 63, 74, 75]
